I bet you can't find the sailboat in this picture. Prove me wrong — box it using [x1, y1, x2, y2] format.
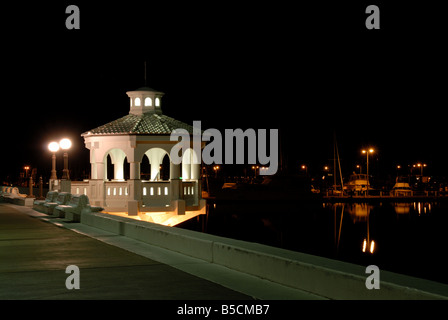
[329, 132, 344, 196]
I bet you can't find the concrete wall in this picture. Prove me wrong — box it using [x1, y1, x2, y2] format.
[81, 212, 448, 300]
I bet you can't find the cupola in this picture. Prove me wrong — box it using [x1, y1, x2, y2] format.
[127, 86, 164, 115]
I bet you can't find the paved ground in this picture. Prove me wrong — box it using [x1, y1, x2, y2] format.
[0, 203, 251, 300]
[0, 203, 322, 300]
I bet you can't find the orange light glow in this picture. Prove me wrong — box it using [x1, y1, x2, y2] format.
[105, 210, 205, 227]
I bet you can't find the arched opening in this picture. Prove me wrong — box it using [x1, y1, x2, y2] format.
[123, 156, 130, 180]
[103, 148, 128, 181]
[144, 97, 152, 106]
[106, 154, 114, 181]
[140, 154, 151, 180]
[134, 97, 141, 106]
[144, 147, 171, 181]
[160, 153, 170, 180]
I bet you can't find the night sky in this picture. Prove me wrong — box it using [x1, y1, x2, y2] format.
[1, 1, 447, 183]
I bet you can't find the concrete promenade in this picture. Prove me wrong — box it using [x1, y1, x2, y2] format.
[0, 203, 320, 300]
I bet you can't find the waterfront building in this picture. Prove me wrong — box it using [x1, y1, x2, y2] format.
[58, 85, 206, 224]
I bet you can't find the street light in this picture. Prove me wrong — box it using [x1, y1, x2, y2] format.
[24, 166, 30, 178]
[48, 141, 60, 180]
[362, 148, 374, 196]
[252, 165, 259, 177]
[60, 138, 72, 180]
[416, 163, 427, 177]
[301, 164, 308, 175]
[213, 165, 220, 178]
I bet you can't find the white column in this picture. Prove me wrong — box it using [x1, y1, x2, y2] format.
[91, 162, 97, 180]
[191, 163, 201, 180]
[95, 162, 105, 180]
[170, 162, 181, 200]
[182, 162, 191, 180]
[170, 162, 180, 179]
[129, 162, 140, 180]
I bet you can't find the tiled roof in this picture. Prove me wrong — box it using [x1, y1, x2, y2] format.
[82, 113, 194, 136]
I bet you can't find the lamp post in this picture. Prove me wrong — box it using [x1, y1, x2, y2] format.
[416, 163, 427, 177]
[301, 164, 308, 175]
[252, 165, 259, 178]
[24, 166, 30, 179]
[60, 138, 72, 180]
[362, 148, 374, 196]
[48, 142, 60, 180]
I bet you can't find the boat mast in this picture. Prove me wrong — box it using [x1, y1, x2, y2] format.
[333, 134, 337, 189]
[336, 138, 344, 190]
[333, 132, 344, 193]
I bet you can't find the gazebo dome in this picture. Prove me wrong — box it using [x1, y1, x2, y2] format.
[82, 113, 194, 136]
[82, 85, 193, 137]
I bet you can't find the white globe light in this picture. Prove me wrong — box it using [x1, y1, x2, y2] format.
[59, 138, 72, 150]
[48, 142, 60, 152]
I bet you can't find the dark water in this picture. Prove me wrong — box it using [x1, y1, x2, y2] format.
[179, 199, 448, 284]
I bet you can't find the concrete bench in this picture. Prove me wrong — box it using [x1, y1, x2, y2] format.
[2, 187, 25, 199]
[33, 191, 59, 213]
[0, 187, 34, 206]
[54, 194, 103, 222]
[0, 187, 9, 202]
[43, 192, 72, 215]
[0, 187, 11, 200]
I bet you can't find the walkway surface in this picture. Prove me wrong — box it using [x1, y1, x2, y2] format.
[0, 203, 321, 300]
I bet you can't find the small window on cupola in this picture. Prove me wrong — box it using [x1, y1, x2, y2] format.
[135, 97, 141, 106]
[144, 97, 152, 106]
[155, 97, 160, 107]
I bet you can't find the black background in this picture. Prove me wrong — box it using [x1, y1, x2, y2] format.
[1, 1, 446, 182]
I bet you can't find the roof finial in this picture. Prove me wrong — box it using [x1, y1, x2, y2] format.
[144, 61, 147, 86]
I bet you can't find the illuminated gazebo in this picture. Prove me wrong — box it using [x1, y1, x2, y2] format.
[73, 86, 205, 223]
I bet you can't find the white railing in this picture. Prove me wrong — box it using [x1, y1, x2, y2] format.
[141, 181, 171, 207]
[77, 179, 200, 209]
[182, 181, 197, 206]
[104, 181, 131, 208]
[71, 181, 90, 196]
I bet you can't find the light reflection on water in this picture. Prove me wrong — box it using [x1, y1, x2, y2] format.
[180, 200, 448, 284]
[316, 201, 446, 284]
[328, 202, 435, 256]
